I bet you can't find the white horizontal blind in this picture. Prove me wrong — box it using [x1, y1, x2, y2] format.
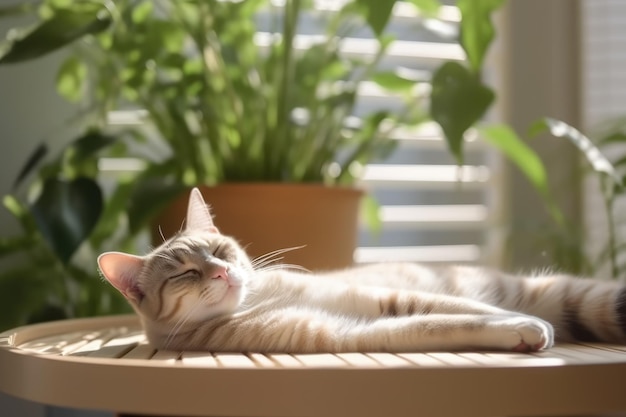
[344, 1, 490, 264]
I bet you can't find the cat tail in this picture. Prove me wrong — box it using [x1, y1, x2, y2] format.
[504, 274, 626, 343]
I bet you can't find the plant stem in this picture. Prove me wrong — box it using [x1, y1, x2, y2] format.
[271, 0, 300, 179]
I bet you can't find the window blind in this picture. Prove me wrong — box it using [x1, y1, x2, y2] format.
[347, 1, 490, 264]
[581, 0, 626, 277]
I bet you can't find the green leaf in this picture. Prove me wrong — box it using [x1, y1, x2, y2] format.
[360, 194, 382, 235]
[371, 71, 417, 93]
[56, 56, 87, 101]
[480, 123, 564, 226]
[12, 142, 48, 190]
[60, 130, 117, 179]
[31, 177, 103, 263]
[337, 111, 391, 183]
[430, 62, 494, 164]
[457, 0, 504, 73]
[480, 124, 549, 196]
[48, 0, 73, 8]
[90, 178, 135, 247]
[397, 100, 428, 126]
[66, 130, 116, 161]
[131, 1, 153, 24]
[354, 0, 397, 38]
[530, 117, 622, 185]
[3, 195, 36, 233]
[406, 0, 440, 15]
[0, 6, 111, 64]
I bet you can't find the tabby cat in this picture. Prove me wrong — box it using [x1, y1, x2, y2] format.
[98, 188, 626, 353]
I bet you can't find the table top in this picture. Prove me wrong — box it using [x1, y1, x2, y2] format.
[1, 314, 626, 417]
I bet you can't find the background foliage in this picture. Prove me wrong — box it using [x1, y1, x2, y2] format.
[1, 0, 621, 332]
[0, 0, 434, 330]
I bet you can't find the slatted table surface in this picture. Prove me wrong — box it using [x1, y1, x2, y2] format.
[1, 315, 626, 417]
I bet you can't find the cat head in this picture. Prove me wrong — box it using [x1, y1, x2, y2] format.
[98, 188, 253, 327]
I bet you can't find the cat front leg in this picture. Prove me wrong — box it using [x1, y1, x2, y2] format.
[185, 309, 553, 353]
[307, 282, 555, 347]
[348, 314, 555, 353]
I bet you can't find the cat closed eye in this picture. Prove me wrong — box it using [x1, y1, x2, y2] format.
[170, 269, 201, 280]
[211, 244, 223, 257]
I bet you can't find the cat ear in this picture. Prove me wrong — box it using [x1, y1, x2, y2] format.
[98, 252, 145, 303]
[186, 187, 219, 234]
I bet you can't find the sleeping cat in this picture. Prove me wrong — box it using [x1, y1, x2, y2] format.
[98, 188, 626, 353]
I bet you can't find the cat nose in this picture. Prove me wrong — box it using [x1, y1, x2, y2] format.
[209, 265, 229, 281]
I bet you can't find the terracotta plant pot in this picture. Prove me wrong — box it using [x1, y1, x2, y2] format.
[152, 183, 363, 271]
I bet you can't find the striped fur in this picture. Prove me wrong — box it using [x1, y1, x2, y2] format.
[97, 188, 626, 353]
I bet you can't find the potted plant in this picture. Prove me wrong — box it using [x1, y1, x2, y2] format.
[1, 0, 428, 271]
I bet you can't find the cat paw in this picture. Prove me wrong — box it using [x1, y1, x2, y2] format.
[488, 315, 554, 352]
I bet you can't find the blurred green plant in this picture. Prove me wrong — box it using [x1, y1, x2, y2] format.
[0, 0, 436, 329]
[0, 131, 132, 330]
[1, 0, 433, 232]
[530, 117, 626, 279]
[427, 0, 592, 274]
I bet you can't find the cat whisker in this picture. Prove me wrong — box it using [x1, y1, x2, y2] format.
[251, 247, 289, 263]
[252, 247, 306, 272]
[178, 219, 186, 234]
[256, 264, 311, 274]
[252, 256, 285, 270]
[252, 246, 306, 266]
[158, 225, 166, 243]
[252, 247, 309, 275]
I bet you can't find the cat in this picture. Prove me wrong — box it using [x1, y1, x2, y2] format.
[98, 188, 626, 353]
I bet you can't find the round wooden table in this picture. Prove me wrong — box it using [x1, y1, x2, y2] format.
[1, 315, 625, 417]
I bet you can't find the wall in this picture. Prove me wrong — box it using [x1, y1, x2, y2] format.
[494, 0, 583, 271]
